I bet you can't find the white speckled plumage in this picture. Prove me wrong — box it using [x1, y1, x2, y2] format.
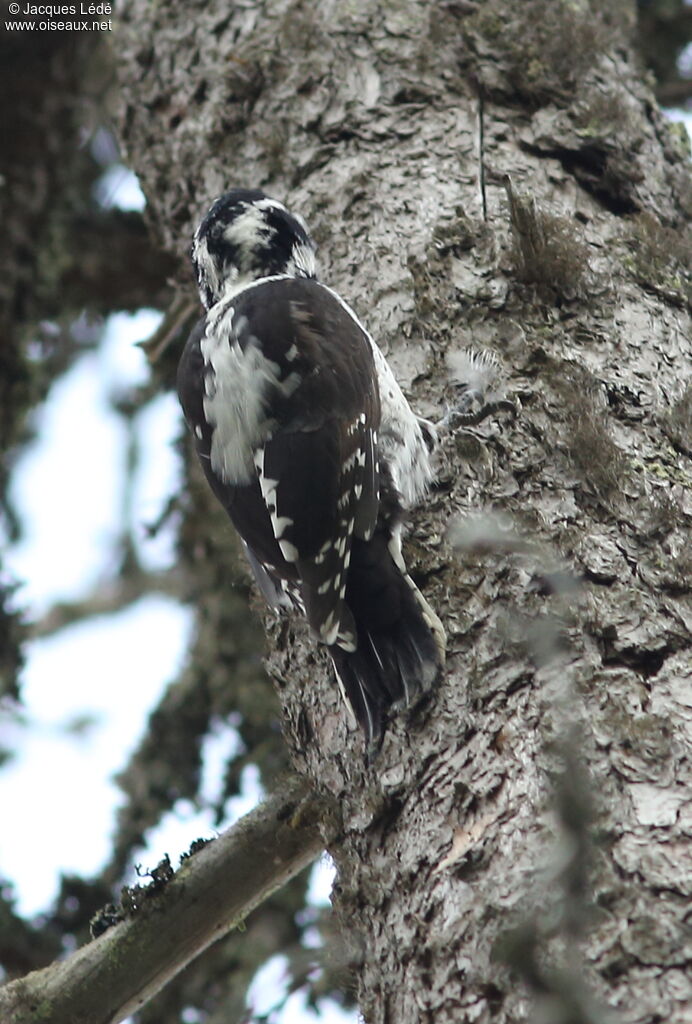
[178, 188, 445, 750]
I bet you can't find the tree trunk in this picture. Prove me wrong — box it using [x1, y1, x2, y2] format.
[115, 1, 692, 1021]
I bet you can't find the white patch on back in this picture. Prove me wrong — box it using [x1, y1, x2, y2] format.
[201, 313, 284, 485]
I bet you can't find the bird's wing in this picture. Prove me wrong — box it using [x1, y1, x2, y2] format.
[178, 279, 382, 648]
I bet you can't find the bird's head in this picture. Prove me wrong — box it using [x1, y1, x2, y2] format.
[191, 188, 317, 309]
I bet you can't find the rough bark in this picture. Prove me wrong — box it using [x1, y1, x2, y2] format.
[110, 1, 692, 1021]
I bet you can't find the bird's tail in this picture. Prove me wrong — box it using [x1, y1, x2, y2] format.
[328, 532, 445, 752]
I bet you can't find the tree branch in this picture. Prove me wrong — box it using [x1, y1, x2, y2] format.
[52, 209, 178, 316]
[29, 568, 186, 640]
[0, 778, 333, 1024]
[655, 79, 692, 108]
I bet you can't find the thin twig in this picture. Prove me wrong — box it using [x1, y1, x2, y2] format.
[477, 84, 487, 221]
[29, 568, 187, 639]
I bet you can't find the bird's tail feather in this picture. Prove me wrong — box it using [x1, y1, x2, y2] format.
[329, 570, 443, 752]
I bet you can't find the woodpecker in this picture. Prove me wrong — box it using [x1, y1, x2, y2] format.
[177, 188, 445, 750]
